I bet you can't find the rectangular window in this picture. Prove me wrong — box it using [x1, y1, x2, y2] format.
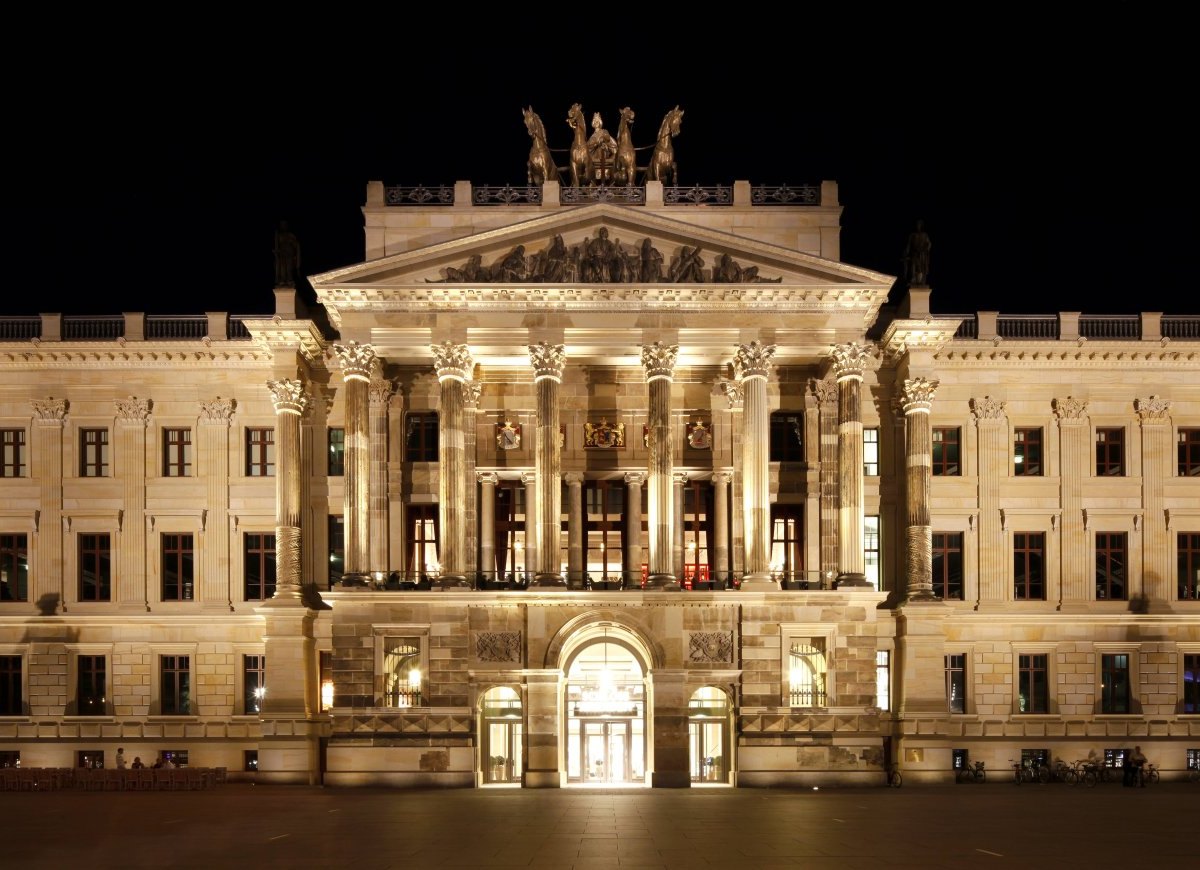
[244, 750, 259, 772]
[0, 533, 29, 602]
[406, 506, 439, 580]
[1096, 427, 1125, 476]
[160, 655, 191, 715]
[1177, 533, 1200, 600]
[80, 428, 108, 477]
[946, 653, 966, 714]
[0, 751, 18, 768]
[769, 412, 805, 462]
[1183, 654, 1200, 714]
[788, 640, 827, 708]
[1017, 653, 1048, 713]
[1014, 427, 1043, 476]
[1188, 749, 1200, 773]
[320, 651, 333, 712]
[932, 532, 964, 599]
[328, 516, 344, 588]
[243, 654, 265, 715]
[864, 516, 880, 588]
[162, 428, 192, 477]
[245, 428, 275, 477]
[1100, 653, 1131, 714]
[0, 429, 25, 478]
[932, 427, 961, 476]
[876, 650, 890, 712]
[1179, 429, 1200, 476]
[77, 654, 106, 716]
[1095, 532, 1128, 601]
[0, 655, 22, 715]
[160, 533, 194, 601]
[78, 534, 111, 601]
[769, 505, 802, 589]
[327, 428, 345, 476]
[863, 427, 879, 476]
[383, 637, 423, 707]
[243, 533, 276, 601]
[1013, 532, 1045, 600]
[405, 413, 439, 462]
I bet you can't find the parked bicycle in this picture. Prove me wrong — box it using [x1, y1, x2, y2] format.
[1051, 758, 1077, 784]
[887, 763, 903, 788]
[957, 761, 986, 783]
[1139, 763, 1160, 786]
[1011, 758, 1050, 784]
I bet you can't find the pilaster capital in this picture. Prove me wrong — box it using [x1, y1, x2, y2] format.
[716, 378, 743, 409]
[332, 340, 377, 383]
[970, 395, 1006, 421]
[733, 341, 776, 381]
[673, 471, 690, 486]
[563, 471, 585, 485]
[830, 341, 877, 381]
[464, 381, 483, 407]
[368, 377, 396, 407]
[31, 397, 68, 423]
[200, 396, 236, 423]
[712, 470, 732, 486]
[641, 341, 679, 382]
[431, 341, 473, 382]
[528, 341, 566, 382]
[1053, 396, 1089, 422]
[810, 376, 838, 407]
[477, 471, 500, 486]
[1136, 395, 1171, 423]
[114, 396, 151, 424]
[624, 471, 646, 487]
[267, 379, 309, 416]
[520, 470, 538, 486]
[900, 378, 939, 414]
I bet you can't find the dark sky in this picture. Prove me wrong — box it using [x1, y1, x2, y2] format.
[9, 17, 1189, 321]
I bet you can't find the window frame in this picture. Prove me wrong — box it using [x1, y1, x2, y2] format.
[862, 426, 879, 476]
[1095, 531, 1128, 601]
[1013, 531, 1046, 600]
[404, 412, 439, 463]
[1098, 650, 1133, 715]
[243, 532, 277, 601]
[781, 623, 836, 709]
[1182, 651, 1200, 715]
[241, 652, 266, 716]
[1013, 426, 1043, 476]
[1178, 428, 1200, 476]
[0, 651, 25, 716]
[1095, 426, 1125, 476]
[864, 515, 880, 589]
[0, 533, 29, 602]
[161, 427, 192, 478]
[373, 625, 430, 708]
[0, 428, 26, 478]
[875, 649, 891, 712]
[945, 652, 968, 714]
[78, 532, 112, 602]
[79, 427, 109, 477]
[244, 427, 275, 477]
[1016, 651, 1051, 714]
[931, 426, 961, 476]
[931, 531, 964, 599]
[160, 532, 195, 602]
[1177, 532, 1200, 600]
[328, 515, 344, 588]
[768, 411, 805, 462]
[157, 651, 194, 717]
[327, 427, 345, 476]
[71, 650, 110, 717]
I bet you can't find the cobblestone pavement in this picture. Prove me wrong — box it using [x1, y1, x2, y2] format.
[2, 781, 1194, 869]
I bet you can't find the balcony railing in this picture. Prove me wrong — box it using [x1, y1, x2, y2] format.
[788, 687, 828, 708]
[63, 315, 123, 340]
[146, 315, 207, 340]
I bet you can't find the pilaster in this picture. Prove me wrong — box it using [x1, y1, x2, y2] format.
[114, 396, 150, 611]
[1137, 395, 1171, 602]
[1055, 396, 1090, 607]
[971, 396, 1008, 606]
[199, 397, 235, 611]
[31, 398, 66, 611]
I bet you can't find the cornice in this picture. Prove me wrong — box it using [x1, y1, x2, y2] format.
[0, 346, 275, 367]
[935, 342, 1200, 368]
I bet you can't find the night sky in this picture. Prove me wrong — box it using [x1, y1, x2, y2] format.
[8, 18, 1187, 322]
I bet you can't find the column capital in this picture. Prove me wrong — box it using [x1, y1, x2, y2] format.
[673, 471, 690, 486]
[432, 341, 473, 382]
[267, 379, 309, 416]
[733, 341, 776, 381]
[528, 341, 566, 382]
[563, 471, 585, 485]
[624, 471, 646, 486]
[200, 396, 236, 424]
[477, 471, 500, 486]
[1136, 394, 1171, 423]
[333, 340, 377, 383]
[969, 395, 1006, 421]
[520, 470, 538, 486]
[900, 377, 939, 415]
[641, 341, 679, 382]
[368, 377, 396, 407]
[830, 341, 877, 381]
[1053, 395, 1089, 422]
[712, 470, 732, 486]
[114, 396, 151, 424]
[31, 397, 68, 423]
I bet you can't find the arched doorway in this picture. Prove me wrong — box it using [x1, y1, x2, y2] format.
[564, 629, 647, 785]
[480, 686, 523, 785]
[688, 686, 731, 784]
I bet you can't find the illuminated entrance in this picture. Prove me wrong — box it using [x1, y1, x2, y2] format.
[565, 632, 647, 785]
[688, 686, 731, 784]
[480, 686, 523, 785]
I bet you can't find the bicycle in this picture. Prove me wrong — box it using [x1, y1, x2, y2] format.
[957, 761, 986, 783]
[1139, 763, 1160, 786]
[1051, 759, 1077, 785]
[1011, 758, 1050, 784]
[887, 763, 903, 788]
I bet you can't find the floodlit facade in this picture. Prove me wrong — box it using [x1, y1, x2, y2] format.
[2, 167, 1199, 788]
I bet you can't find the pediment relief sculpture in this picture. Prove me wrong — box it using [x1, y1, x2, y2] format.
[426, 228, 781, 284]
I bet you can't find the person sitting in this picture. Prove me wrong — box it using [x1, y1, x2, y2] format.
[131, 757, 145, 769]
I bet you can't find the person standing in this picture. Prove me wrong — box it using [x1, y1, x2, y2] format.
[1129, 745, 1147, 787]
[115, 747, 127, 770]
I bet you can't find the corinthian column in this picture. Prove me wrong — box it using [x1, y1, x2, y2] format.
[267, 379, 308, 599]
[712, 470, 731, 587]
[642, 341, 680, 590]
[368, 377, 395, 577]
[333, 341, 376, 583]
[529, 342, 566, 587]
[901, 377, 939, 601]
[478, 472, 499, 588]
[432, 341, 473, 587]
[831, 342, 874, 588]
[735, 341, 777, 589]
[565, 472, 585, 588]
[623, 472, 645, 589]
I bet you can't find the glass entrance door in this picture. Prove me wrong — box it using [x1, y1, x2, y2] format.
[484, 720, 523, 784]
[583, 721, 628, 783]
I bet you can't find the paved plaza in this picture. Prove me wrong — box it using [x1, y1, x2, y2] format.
[2, 781, 1194, 869]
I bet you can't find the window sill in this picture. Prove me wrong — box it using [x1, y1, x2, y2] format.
[147, 715, 199, 721]
[64, 715, 116, 722]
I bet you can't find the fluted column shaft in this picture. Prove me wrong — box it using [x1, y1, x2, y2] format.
[334, 342, 376, 578]
[832, 343, 872, 587]
[521, 471, 537, 583]
[902, 378, 938, 600]
[624, 472, 645, 588]
[529, 343, 567, 587]
[813, 379, 840, 585]
[673, 472, 687, 580]
[643, 342, 679, 589]
[736, 341, 776, 589]
[713, 471, 731, 586]
[268, 380, 307, 599]
[432, 342, 473, 586]
[478, 472, 498, 586]
[368, 378, 393, 575]
[565, 472, 585, 587]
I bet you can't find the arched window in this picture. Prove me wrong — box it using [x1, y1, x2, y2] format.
[788, 642, 826, 708]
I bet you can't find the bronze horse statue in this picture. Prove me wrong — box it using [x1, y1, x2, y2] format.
[614, 107, 637, 186]
[645, 105, 684, 186]
[566, 103, 593, 187]
[524, 107, 560, 185]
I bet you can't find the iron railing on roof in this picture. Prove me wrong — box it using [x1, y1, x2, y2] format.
[62, 316, 123, 340]
[664, 185, 732, 205]
[1162, 316, 1200, 339]
[996, 314, 1058, 339]
[384, 185, 455, 205]
[750, 184, 820, 205]
[942, 315, 977, 339]
[473, 185, 542, 205]
[227, 316, 254, 340]
[146, 315, 207, 340]
[1080, 315, 1140, 340]
[0, 317, 40, 340]
[560, 186, 644, 205]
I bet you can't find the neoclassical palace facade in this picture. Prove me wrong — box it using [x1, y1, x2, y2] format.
[2, 174, 1199, 787]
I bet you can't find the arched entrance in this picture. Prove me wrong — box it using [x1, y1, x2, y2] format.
[563, 628, 648, 786]
[480, 686, 523, 785]
[688, 686, 731, 784]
